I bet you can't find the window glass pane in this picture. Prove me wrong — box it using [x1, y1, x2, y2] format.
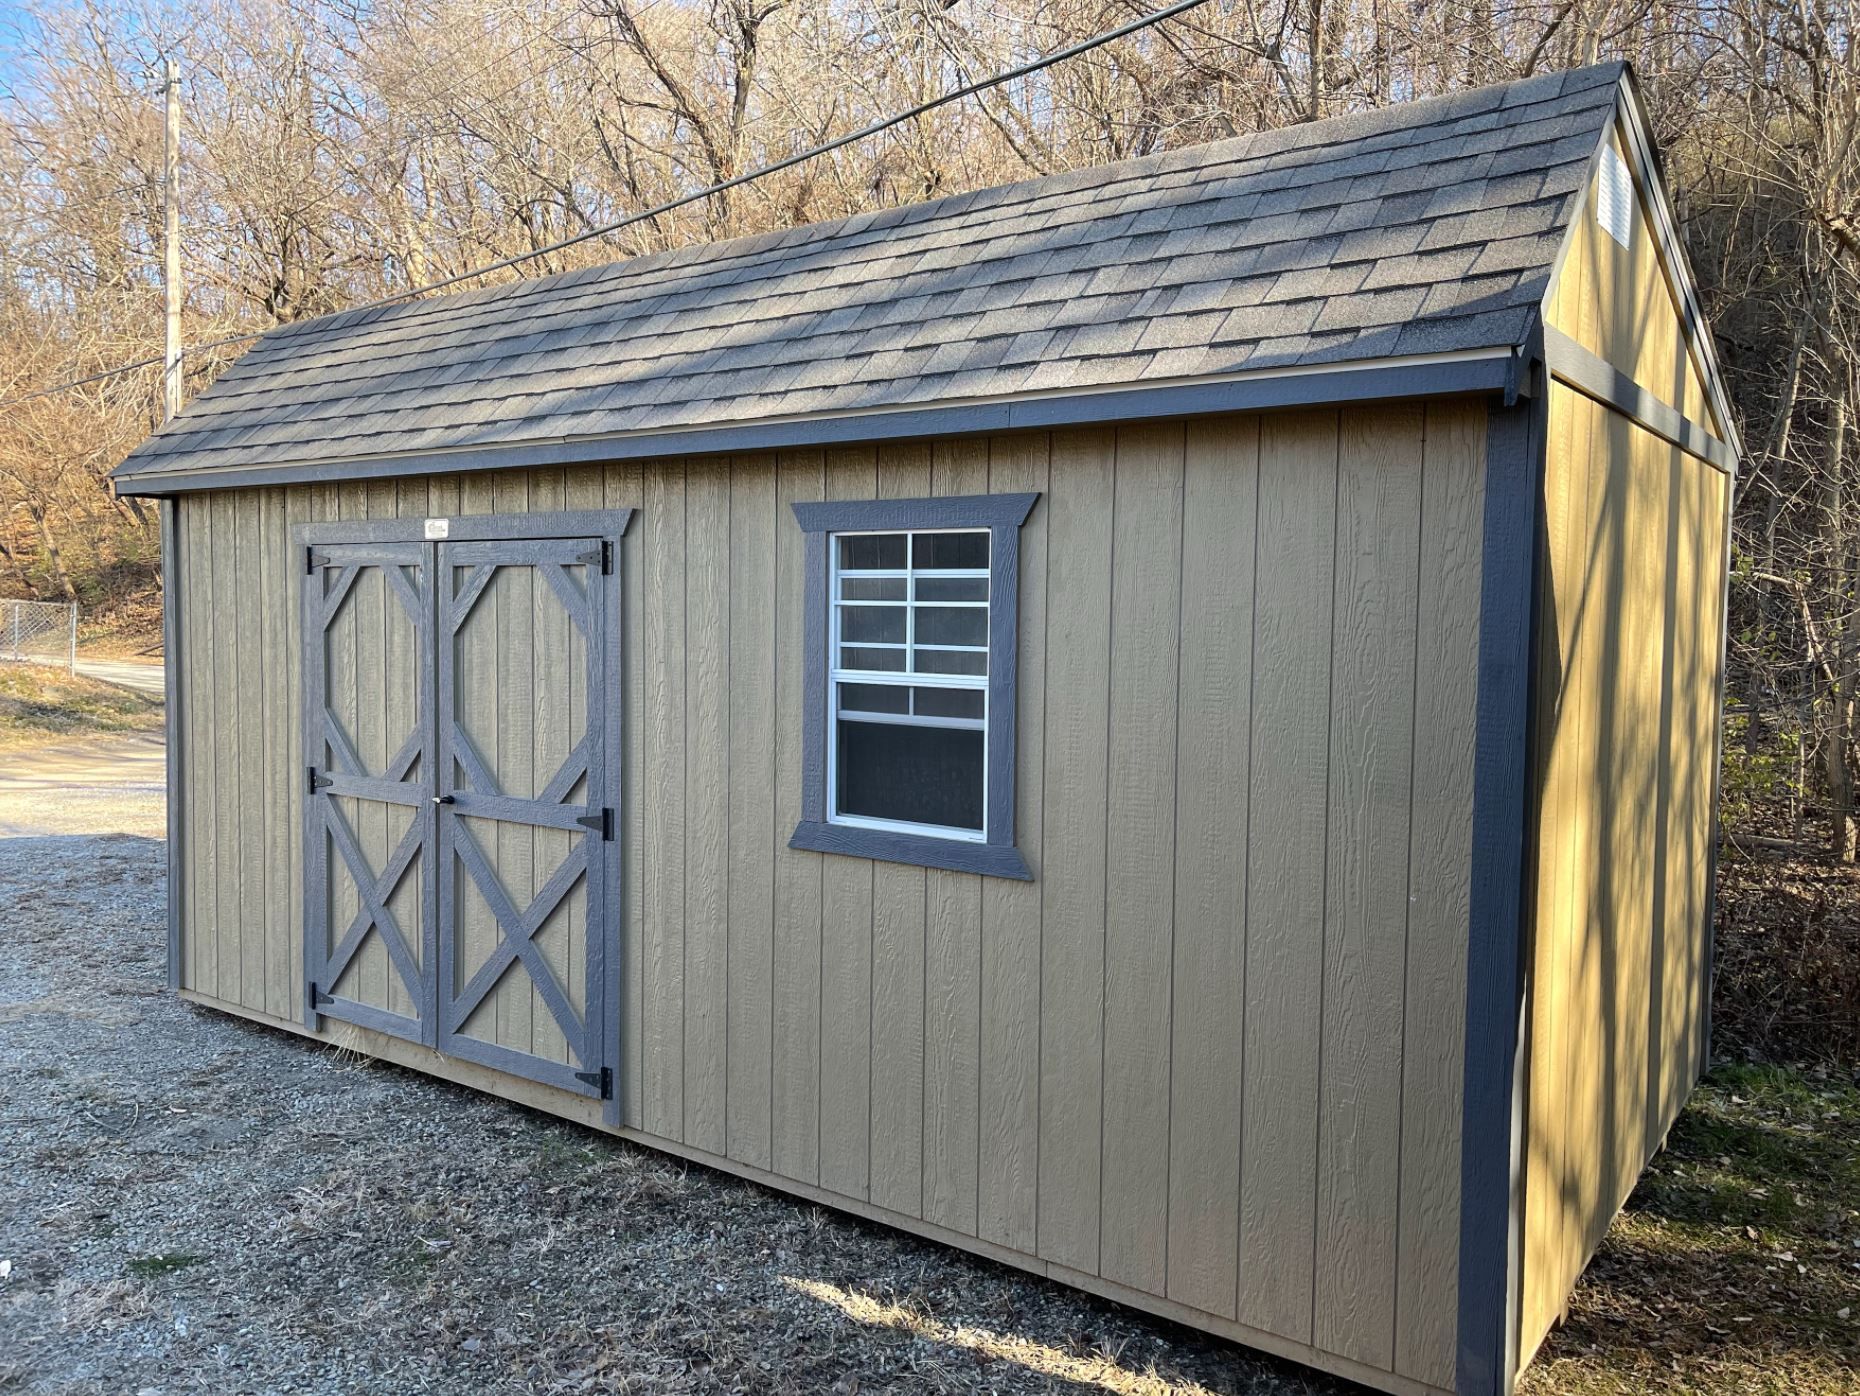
[912, 531, 989, 570]
[839, 533, 906, 570]
[915, 575, 988, 603]
[841, 576, 906, 601]
[837, 720, 983, 832]
[914, 646, 987, 676]
[841, 644, 906, 672]
[915, 606, 987, 647]
[913, 687, 984, 721]
[838, 682, 910, 715]
[839, 605, 906, 644]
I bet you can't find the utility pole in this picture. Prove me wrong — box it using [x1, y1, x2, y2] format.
[162, 57, 182, 423]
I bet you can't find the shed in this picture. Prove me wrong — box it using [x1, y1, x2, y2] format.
[113, 60, 1739, 1396]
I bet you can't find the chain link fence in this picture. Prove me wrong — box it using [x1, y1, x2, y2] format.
[1, 599, 78, 674]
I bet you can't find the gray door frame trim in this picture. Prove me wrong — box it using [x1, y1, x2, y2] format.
[161, 498, 184, 991]
[1457, 389, 1546, 1396]
[789, 490, 1037, 881]
[116, 356, 1517, 498]
[296, 508, 633, 1109]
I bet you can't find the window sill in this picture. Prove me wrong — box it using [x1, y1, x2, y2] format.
[788, 820, 1032, 880]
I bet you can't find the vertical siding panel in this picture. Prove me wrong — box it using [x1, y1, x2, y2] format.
[1037, 426, 1114, 1274]
[772, 450, 825, 1180]
[818, 445, 878, 1199]
[978, 432, 1047, 1252]
[923, 437, 988, 1235]
[235, 489, 269, 1018]
[869, 442, 930, 1218]
[1238, 409, 1338, 1342]
[210, 490, 240, 1002]
[1394, 403, 1483, 1389]
[1165, 417, 1257, 1319]
[727, 455, 777, 1170]
[184, 498, 214, 995]
[643, 462, 688, 1139]
[608, 461, 647, 1127]
[1313, 404, 1423, 1370]
[1099, 423, 1185, 1295]
[1647, 441, 1686, 1149]
[283, 486, 312, 1017]
[685, 459, 731, 1153]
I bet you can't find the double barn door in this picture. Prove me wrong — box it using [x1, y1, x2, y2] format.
[300, 514, 626, 1101]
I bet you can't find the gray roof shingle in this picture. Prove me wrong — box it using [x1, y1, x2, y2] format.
[117, 62, 1627, 484]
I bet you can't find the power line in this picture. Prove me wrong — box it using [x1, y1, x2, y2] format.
[2, 0, 1216, 414]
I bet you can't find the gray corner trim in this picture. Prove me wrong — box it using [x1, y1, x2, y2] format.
[789, 820, 1032, 880]
[1457, 396, 1545, 1396]
[1543, 327, 1736, 473]
[789, 490, 1039, 881]
[112, 358, 1516, 498]
[160, 499, 183, 993]
[1613, 75, 1747, 463]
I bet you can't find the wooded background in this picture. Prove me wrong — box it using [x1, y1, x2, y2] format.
[0, 0, 1855, 865]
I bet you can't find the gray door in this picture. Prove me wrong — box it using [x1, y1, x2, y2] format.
[303, 542, 437, 1045]
[304, 529, 613, 1100]
[434, 538, 611, 1099]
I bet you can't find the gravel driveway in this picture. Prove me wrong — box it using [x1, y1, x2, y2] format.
[0, 826, 1337, 1394]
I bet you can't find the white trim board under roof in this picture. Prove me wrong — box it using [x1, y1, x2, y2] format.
[113, 60, 1729, 497]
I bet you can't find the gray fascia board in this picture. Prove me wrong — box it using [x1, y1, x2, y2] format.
[113, 355, 1516, 497]
[1613, 74, 1745, 463]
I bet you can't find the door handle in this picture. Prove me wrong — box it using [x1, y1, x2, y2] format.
[433, 794, 455, 806]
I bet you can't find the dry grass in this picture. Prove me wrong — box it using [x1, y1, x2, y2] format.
[0, 661, 162, 750]
[1523, 1064, 1860, 1395]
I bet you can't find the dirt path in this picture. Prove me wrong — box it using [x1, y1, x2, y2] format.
[0, 839, 1327, 1395]
[0, 731, 165, 838]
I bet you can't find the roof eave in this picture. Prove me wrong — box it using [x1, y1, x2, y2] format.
[113, 348, 1522, 497]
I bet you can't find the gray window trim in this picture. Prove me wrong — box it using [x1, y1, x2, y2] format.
[789, 491, 1037, 881]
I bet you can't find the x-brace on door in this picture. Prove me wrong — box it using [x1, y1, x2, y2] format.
[301, 512, 629, 1103]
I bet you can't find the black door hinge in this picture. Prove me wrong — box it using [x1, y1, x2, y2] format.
[305, 547, 328, 574]
[307, 766, 332, 794]
[600, 540, 613, 575]
[575, 1066, 613, 1099]
[309, 983, 334, 1007]
[576, 807, 614, 841]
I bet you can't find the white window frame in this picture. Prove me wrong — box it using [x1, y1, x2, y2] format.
[827, 527, 991, 843]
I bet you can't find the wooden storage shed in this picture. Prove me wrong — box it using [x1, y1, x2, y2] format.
[113, 61, 1739, 1396]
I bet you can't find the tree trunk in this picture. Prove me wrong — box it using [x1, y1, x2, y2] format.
[1824, 367, 1856, 861]
[28, 505, 78, 603]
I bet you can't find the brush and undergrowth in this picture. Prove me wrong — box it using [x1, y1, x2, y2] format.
[0, 661, 163, 752]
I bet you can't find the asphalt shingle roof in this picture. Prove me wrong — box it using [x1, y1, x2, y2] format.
[115, 61, 1627, 485]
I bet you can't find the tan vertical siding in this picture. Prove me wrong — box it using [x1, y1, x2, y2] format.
[172, 404, 1486, 1395]
[1550, 126, 1721, 439]
[1517, 383, 1727, 1367]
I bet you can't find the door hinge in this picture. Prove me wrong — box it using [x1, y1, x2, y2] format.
[307, 765, 332, 793]
[575, 542, 613, 575]
[305, 547, 328, 574]
[309, 983, 334, 1007]
[576, 807, 615, 841]
[575, 1066, 613, 1099]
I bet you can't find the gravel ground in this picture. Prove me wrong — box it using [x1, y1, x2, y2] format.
[0, 833, 1340, 1395]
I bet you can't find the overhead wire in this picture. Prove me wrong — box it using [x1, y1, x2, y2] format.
[1, 0, 1217, 413]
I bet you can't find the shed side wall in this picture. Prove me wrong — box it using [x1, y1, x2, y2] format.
[171, 405, 1487, 1395]
[1515, 383, 1727, 1367]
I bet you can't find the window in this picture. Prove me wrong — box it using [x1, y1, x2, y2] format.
[789, 492, 1037, 880]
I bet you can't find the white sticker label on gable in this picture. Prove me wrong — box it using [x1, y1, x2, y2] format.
[424, 518, 450, 540]
[1596, 145, 1633, 250]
